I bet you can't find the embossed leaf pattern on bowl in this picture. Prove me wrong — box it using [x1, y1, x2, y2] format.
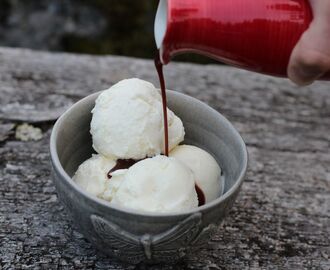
[91, 213, 216, 264]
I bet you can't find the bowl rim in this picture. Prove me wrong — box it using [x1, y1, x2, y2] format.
[50, 90, 248, 218]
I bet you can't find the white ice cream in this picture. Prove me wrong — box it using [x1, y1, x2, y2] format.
[73, 154, 126, 201]
[74, 78, 224, 213]
[111, 155, 198, 213]
[90, 78, 185, 160]
[73, 154, 116, 198]
[102, 169, 126, 201]
[170, 145, 222, 203]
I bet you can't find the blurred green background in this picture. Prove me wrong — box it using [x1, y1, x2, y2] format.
[0, 0, 214, 63]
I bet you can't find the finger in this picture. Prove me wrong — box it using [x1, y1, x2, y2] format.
[287, 1, 330, 85]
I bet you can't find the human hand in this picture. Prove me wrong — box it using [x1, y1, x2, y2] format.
[288, 0, 330, 85]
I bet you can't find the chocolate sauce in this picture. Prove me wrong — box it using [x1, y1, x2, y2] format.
[195, 184, 205, 206]
[154, 51, 169, 156]
[107, 159, 140, 179]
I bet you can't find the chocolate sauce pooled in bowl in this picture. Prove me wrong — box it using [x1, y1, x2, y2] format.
[107, 159, 141, 179]
[195, 184, 205, 206]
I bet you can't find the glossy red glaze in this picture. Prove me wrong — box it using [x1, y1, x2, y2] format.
[160, 0, 330, 78]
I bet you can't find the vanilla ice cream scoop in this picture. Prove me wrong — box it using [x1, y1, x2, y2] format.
[170, 145, 223, 203]
[102, 169, 127, 201]
[73, 154, 116, 198]
[90, 78, 185, 160]
[111, 155, 198, 213]
[73, 155, 126, 201]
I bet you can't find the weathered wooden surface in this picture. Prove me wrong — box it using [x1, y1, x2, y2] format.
[0, 46, 329, 269]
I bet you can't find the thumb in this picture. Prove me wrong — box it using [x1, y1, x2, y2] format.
[288, 2, 330, 85]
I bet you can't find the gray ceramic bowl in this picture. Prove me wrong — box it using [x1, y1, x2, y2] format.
[50, 90, 248, 264]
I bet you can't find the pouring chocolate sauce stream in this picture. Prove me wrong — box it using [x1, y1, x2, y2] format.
[155, 51, 205, 206]
[107, 50, 205, 206]
[154, 52, 169, 157]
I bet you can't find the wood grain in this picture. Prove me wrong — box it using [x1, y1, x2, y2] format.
[0, 47, 329, 269]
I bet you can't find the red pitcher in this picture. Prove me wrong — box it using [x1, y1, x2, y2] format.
[154, 0, 329, 78]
